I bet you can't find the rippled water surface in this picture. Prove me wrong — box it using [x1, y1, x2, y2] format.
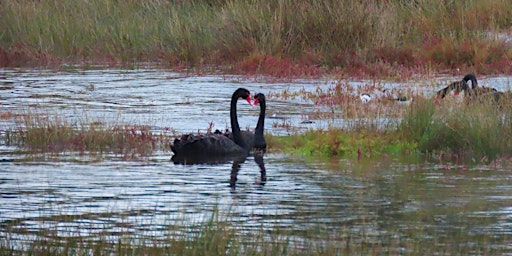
[1, 68, 512, 253]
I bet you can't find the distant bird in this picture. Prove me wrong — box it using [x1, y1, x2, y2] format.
[360, 90, 412, 104]
[360, 93, 372, 103]
[436, 73, 504, 102]
[436, 74, 476, 99]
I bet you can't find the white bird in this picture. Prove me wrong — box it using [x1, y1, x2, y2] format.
[360, 93, 372, 103]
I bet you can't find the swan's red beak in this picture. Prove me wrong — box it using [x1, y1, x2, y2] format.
[246, 95, 255, 106]
[454, 91, 459, 96]
[252, 98, 260, 107]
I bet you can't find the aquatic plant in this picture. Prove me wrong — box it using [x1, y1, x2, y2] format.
[265, 81, 512, 163]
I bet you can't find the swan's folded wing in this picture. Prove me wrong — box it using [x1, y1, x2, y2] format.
[172, 134, 246, 156]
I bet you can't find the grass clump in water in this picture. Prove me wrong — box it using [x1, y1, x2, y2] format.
[267, 128, 416, 160]
[5, 113, 173, 159]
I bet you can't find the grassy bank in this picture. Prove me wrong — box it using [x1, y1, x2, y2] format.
[1, 0, 512, 77]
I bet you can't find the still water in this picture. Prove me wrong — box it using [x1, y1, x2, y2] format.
[1, 68, 512, 253]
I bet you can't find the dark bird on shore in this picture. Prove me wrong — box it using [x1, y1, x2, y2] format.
[382, 89, 413, 104]
[436, 73, 499, 99]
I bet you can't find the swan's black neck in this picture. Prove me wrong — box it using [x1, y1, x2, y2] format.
[255, 98, 266, 136]
[463, 73, 478, 88]
[230, 90, 248, 149]
[254, 94, 266, 150]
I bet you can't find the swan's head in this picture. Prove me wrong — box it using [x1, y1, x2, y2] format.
[252, 93, 265, 106]
[234, 88, 253, 106]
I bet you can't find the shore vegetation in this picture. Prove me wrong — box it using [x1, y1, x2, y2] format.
[1, 0, 512, 77]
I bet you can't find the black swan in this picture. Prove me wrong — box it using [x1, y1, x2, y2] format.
[171, 88, 253, 163]
[436, 73, 499, 100]
[436, 74, 475, 99]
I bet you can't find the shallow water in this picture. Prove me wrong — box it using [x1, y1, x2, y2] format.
[1, 68, 512, 253]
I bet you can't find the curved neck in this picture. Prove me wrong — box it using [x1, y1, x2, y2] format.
[255, 99, 266, 136]
[230, 93, 246, 148]
[463, 74, 478, 88]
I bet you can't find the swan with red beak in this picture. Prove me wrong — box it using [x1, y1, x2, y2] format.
[252, 93, 267, 151]
[171, 88, 255, 164]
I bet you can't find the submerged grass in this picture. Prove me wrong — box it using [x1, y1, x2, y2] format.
[1, 206, 505, 255]
[1, 0, 512, 76]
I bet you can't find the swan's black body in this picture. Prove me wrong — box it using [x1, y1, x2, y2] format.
[171, 88, 253, 163]
[436, 74, 476, 99]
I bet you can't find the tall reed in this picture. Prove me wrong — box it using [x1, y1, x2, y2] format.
[1, 0, 511, 72]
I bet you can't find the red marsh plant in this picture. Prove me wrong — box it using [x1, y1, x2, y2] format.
[234, 54, 323, 79]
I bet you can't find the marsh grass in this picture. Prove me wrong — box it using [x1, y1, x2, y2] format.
[1, 0, 512, 75]
[400, 96, 512, 162]
[4, 80, 510, 163]
[4, 112, 174, 159]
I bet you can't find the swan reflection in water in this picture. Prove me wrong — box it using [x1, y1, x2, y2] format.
[171, 152, 266, 190]
[230, 151, 266, 190]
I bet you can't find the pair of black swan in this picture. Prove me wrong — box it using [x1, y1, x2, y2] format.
[436, 73, 503, 101]
[171, 88, 266, 164]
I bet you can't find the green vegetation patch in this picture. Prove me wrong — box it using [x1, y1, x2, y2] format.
[268, 95, 512, 163]
[267, 128, 417, 160]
